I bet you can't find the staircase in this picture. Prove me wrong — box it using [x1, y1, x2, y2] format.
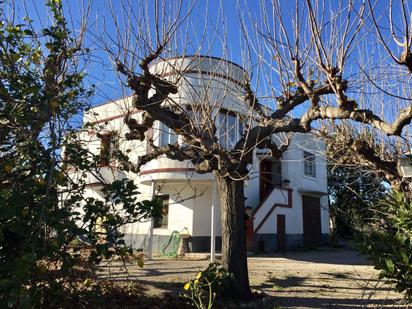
[252, 187, 292, 233]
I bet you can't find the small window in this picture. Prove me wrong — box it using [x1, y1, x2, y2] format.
[154, 195, 169, 229]
[159, 122, 177, 147]
[218, 110, 238, 148]
[303, 151, 316, 177]
[99, 133, 118, 166]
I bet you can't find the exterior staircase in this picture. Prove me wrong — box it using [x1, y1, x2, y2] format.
[245, 187, 292, 250]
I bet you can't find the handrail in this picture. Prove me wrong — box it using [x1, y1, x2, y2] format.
[254, 204, 281, 233]
[253, 187, 293, 216]
[253, 188, 293, 233]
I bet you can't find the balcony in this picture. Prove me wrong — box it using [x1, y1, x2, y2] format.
[70, 166, 128, 187]
[138, 156, 214, 185]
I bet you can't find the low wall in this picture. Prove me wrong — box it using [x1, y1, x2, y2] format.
[254, 233, 329, 252]
[124, 233, 329, 254]
[123, 234, 222, 254]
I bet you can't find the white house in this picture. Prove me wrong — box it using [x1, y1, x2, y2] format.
[75, 56, 329, 254]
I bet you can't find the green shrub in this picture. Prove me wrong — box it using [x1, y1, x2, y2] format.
[358, 191, 412, 302]
[180, 263, 233, 309]
[0, 1, 159, 306]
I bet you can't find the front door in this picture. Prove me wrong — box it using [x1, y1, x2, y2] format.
[277, 214, 286, 251]
[302, 195, 321, 247]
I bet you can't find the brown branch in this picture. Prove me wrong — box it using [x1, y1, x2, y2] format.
[293, 58, 319, 106]
[350, 139, 399, 178]
[271, 82, 335, 119]
[121, 143, 195, 173]
[256, 137, 290, 159]
[368, 0, 412, 72]
[124, 112, 154, 141]
[243, 79, 266, 118]
[323, 128, 401, 187]
[300, 105, 412, 136]
[116, 58, 205, 142]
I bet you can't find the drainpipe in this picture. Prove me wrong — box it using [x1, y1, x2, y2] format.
[147, 181, 156, 260]
[210, 182, 217, 262]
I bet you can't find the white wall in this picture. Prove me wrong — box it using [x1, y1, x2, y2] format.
[320, 195, 330, 234]
[255, 133, 329, 235]
[122, 181, 220, 238]
[191, 184, 222, 237]
[149, 57, 248, 114]
[80, 129, 330, 238]
[82, 97, 148, 161]
[78, 62, 330, 240]
[282, 133, 328, 195]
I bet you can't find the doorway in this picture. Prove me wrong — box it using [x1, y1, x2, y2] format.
[302, 195, 321, 247]
[277, 214, 286, 251]
[259, 159, 281, 203]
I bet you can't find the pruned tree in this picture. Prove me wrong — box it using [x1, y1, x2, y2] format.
[101, 0, 412, 299]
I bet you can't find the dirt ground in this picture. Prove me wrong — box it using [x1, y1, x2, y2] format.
[96, 249, 408, 308]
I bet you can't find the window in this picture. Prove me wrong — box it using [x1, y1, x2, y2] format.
[272, 160, 282, 186]
[154, 195, 169, 229]
[303, 151, 316, 177]
[99, 133, 118, 166]
[159, 122, 177, 147]
[218, 110, 238, 148]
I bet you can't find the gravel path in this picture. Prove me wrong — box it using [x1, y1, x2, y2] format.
[96, 250, 407, 308]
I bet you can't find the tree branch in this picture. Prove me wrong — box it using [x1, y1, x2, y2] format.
[300, 105, 412, 136]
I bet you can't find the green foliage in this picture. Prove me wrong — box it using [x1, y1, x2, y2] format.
[358, 191, 412, 302]
[328, 166, 387, 237]
[180, 263, 233, 309]
[0, 1, 158, 307]
[199, 263, 233, 296]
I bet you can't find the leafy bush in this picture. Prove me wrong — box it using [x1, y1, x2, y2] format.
[180, 263, 233, 309]
[0, 1, 159, 307]
[358, 191, 412, 302]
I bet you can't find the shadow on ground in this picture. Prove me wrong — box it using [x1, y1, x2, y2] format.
[95, 251, 407, 308]
[267, 295, 407, 309]
[96, 260, 203, 295]
[255, 272, 406, 308]
[251, 249, 371, 265]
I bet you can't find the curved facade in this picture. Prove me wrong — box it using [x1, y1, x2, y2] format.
[78, 55, 329, 255]
[151, 56, 248, 113]
[142, 56, 249, 183]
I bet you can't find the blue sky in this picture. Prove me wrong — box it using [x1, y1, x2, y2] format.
[83, 0, 256, 105]
[8, 0, 408, 123]
[10, 0, 269, 105]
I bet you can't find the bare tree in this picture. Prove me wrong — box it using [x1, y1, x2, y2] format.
[99, 0, 412, 299]
[322, 0, 412, 192]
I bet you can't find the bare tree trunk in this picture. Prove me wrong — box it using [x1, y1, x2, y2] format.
[216, 174, 252, 300]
